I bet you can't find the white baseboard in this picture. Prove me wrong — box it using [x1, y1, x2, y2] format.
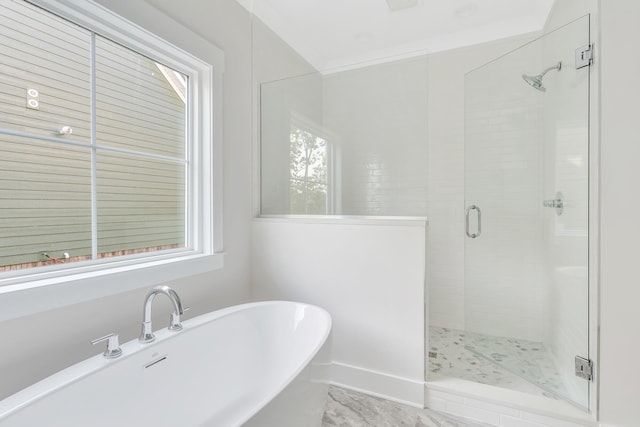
[330, 362, 424, 407]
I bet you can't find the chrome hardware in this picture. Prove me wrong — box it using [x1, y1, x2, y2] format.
[139, 285, 185, 343]
[542, 199, 563, 208]
[465, 205, 481, 238]
[144, 354, 168, 369]
[575, 44, 593, 69]
[170, 306, 191, 331]
[575, 356, 593, 381]
[91, 333, 122, 359]
[543, 191, 564, 216]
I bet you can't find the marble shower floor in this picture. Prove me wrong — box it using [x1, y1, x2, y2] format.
[322, 386, 493, 427]
[428, 326, 567, 400]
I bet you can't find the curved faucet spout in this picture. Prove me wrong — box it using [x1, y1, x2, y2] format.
[139, 285, 185, 343]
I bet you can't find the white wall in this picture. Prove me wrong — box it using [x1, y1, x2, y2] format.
[251, 18, 317, 84]
[598, 1, 640, 426]
[251, 219, 426, 405]
[0, 0, 263, 400]
[544, 0, 596, 33]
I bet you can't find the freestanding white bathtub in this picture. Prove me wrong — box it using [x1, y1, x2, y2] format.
[0, 301, 332, 427]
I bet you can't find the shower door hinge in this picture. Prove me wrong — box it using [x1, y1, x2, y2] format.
[575, 44, 593, 69]
[575, 356, 594, 381]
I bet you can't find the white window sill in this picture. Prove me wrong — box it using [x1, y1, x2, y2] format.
[0, 253, 224, 322]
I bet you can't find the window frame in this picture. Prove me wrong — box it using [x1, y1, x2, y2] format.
[0, 0, 224, 320]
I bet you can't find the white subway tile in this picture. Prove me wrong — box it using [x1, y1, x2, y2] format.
[500, 415, 548, 427]
[424, 394, 447, 412]
[464, 396, 520, 418]
[446, 401, 501, 425]
[520, 411, 590, 427]
[426, 389, 465, 404]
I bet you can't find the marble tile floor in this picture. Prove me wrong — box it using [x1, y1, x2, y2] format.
[322, 385, 493, 427]
[428, 326, 567, 400]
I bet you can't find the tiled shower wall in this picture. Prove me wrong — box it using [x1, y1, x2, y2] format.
[322, 58, 428, 216]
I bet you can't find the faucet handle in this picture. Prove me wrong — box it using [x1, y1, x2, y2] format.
[91, 333, 123, 359]
[168, 306, 190, 332]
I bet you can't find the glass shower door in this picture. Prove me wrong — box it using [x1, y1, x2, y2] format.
[464, 16, 590, 409]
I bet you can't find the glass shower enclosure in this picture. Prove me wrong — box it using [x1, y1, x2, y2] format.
[463, 15, 591, 409]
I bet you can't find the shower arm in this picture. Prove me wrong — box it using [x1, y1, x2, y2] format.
[538, 62, 562, 78]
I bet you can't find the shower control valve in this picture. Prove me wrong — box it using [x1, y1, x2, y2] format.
[542, 199, 563, 208]
[543, 191, 564, 216]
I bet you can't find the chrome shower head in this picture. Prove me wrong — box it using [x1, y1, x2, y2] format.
[522, 74, 546, 92]
[522, 61, 562, 92]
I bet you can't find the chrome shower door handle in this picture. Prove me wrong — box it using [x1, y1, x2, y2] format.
[465, 205, 481, 238]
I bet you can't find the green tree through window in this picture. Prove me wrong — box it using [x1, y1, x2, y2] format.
[289, 125, 328, 214]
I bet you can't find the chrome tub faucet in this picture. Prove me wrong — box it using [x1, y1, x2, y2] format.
[139, 285, 186, 343]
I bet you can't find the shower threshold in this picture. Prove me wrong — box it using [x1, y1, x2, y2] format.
[428, 326, 571, 401]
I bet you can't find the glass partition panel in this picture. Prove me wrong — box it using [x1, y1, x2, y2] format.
[260, 57, 428, 216]
[464, 16, 590, 409]
[260, 73, 325, 215]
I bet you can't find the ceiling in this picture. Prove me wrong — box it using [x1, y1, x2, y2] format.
[235, 0, 555, 72]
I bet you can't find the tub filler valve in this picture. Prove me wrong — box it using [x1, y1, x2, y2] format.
[139, 285, 186, 343]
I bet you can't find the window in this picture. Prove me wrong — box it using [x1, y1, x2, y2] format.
[0, 0, 222, 285]
[288, 116, 338, 215]
[289, 124, 328, 214]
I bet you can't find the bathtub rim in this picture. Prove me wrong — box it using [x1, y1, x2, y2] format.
[0, 300, 332, 424]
